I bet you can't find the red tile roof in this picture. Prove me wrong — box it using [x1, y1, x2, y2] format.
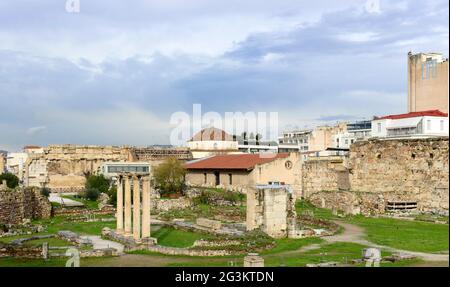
[23, 145, 42, 149]
[375, 110, 448, 120]
[184, 153, 290, 170]
[190, 127, 234, 141]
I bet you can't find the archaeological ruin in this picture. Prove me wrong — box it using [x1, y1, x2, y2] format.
[0, 184, 51, 225]
[25, 145, 192, 192]
[303, 137, 449, 215]
[110, 173, 154, 244]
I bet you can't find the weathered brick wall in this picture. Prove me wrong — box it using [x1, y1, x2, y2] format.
[301, 158, 349, 198]
[349, 138, 449, 212]
[0, 187, 51, 224]
[302, 138, 449, 214]
[26, 145, 130, 190]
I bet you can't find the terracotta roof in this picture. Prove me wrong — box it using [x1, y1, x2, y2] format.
[185, 153, 290, 170]
[190, 127, 234, 141]
[375, 110, 448, 120]
[23, 145, 42, 149]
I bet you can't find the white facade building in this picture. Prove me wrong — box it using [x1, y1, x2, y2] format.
[98, 162, 151, 179]
[187, 127, 240, 159]
[371, 110, 448, 139]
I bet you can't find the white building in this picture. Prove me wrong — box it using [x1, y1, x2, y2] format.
[371, 110, 448, 139]
[98, 162, 151, 179]
[187, 127, 241, 159]
[333, 120, 372, 149]
[6, 152, 28, 183]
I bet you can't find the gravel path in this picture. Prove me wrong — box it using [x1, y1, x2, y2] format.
[49, 192, 85, 207]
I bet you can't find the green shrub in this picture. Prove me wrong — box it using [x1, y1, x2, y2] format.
[85, 175, 110, 194]
[84, 188, 100, 201]
[40, 187, 50, 197]
[153, 157, 186, 196]
[0, 172, 19, 188]
[108, 186, 117, 206]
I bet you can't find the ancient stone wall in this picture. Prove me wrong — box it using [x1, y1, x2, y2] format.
[246, 187, 297, 238]
[302, 138, 449, 215]
[26, 145, 130, 191]
[349, 138, 449, 213]
[301, 157, 349, 198]
[0, 187, 51, 224]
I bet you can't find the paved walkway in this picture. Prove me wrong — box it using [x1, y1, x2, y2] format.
[49, 192, 85, 207]
[80, 235, 125, 254]
[323, 221, 449, 262]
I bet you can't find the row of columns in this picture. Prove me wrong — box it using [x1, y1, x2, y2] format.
[116, 174, 151, 241]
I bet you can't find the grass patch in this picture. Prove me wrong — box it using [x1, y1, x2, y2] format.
[295, 200, 337, 220]
[264, 242, 371, 267]
[347, 216, 449, 253]
[152, 227, 212, 248]
[33, 216, 116, 235]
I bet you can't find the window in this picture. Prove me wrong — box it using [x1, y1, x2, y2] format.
[377, 123, 381, 133]
[427, 120, 431, 130]
[345, 139, 348, 145]
[204, 173, 207, 184]
[351, 139, 354, 144]
[228, 174, 232, 185]
[440, 120, 444, 131]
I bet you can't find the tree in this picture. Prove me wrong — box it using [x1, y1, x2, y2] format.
[153, 157, 186, 196]
[85, 187, 100, 201]
[85, 174, 110, 194]
[0, 172, 19, 188]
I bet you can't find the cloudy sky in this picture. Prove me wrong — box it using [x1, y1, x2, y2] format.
[0, 0, 448, 150]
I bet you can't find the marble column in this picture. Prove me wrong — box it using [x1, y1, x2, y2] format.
[116, 176, 124, 234]
[124, 175, 132, 235]
[141, 176, 151, 238]
[133, 176, 141, 241]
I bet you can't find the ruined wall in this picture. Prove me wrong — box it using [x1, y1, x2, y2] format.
[349, 138, 449, 213]
[301, 157, 349, 198]
[303, 138, 449, 214]
[246, 187, 297, 238]
[0, 187, 51, 224]
[26, 145, 130, 191]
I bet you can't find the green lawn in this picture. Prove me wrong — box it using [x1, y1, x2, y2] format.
[347, 216, 449, 253]
[33, 216, 116, 235]
[152, 226, 213, 248]
[297, 200, 449, 253]
[296, 200, 336, 220]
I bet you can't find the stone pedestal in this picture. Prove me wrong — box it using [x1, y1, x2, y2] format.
[244, 253, 264, 267]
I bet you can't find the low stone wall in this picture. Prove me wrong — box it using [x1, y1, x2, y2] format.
[146, 245, 232, 257]
[196, 218, 222, 230]
[0, 187, 51, 224]
[152, 197, 192, 212]
[0, 244, 43, 258]
[52, 206, 115, 216]
[192, 239, 240, 248]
